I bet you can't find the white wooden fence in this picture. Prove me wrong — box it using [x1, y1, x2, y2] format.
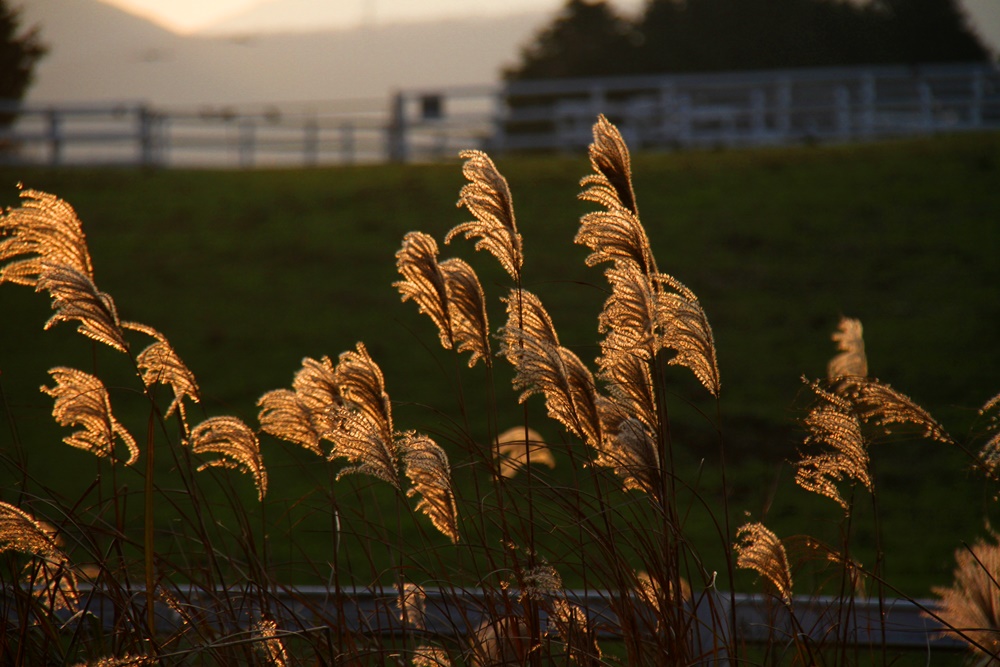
[0, 62, 997, 168]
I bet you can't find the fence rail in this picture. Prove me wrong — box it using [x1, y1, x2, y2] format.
[1, 585, 971, 656]
[1, 62, 997, 168]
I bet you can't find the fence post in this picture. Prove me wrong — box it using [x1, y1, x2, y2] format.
[341, 122, 355, 164]
[834, 85, 851, 139]
[776, 78, 792, 139]
[919, 81, 934, 131]
[303, 115, 319, 167]
[859, 72, 876, 137]
[138, 105, 157, 167]
[970, 69, 983, 128]
[750, 88, 767, 143]
[47, 108, 62, 166]
[238, 118, 256, 168]
[387, 91, 407, 163]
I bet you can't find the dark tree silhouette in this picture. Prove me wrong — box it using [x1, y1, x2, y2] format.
[505, 0, 992, 81]
[0, 0, 46, 120]
[504, 0, 637, 80]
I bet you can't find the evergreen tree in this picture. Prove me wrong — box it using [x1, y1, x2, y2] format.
[504, 0, 637, 80]
[0, 0, 46, 120]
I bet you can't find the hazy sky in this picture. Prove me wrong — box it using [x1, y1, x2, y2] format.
[98, 0, 625, 33]
[97, 0, 999, 49]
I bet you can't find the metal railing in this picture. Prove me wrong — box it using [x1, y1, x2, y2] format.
[1, 62, 997, 168]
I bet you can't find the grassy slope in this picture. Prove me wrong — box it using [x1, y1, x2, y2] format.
[1, 132, 998, 596]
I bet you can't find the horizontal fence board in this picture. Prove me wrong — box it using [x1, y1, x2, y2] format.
[1, 62, 997, 168]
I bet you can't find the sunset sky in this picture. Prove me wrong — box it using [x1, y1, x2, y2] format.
[96, 0, 614, 33]
[95, 0, 1000, 49]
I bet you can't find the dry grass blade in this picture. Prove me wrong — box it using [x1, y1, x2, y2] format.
[495, 426, 555, 478]
[327, 406, 400, 488]
[596, 399, 660, 498]
[827, 316, 868, 379]
[440, 257, 491, 367]
[42, 367, 139, 465]
[655, 274, 721, 397]
[933, 533, 1000, 658]
[0, 501, 62, 560]
[580, 114, 638, 216]
[187, 416, 268, 501]
[36, 264, 128, 353]
[0, 188, 94, 287]
[71, 656, 153, 667]
[395, 231, 453, 350]
[129, 325, 200, 422]
[335, 343, 394, 447]
[252, 618, 289, 667]
[258, 356, 341, 457]
[842, 377, 952, 444]
[402, 433, 460, 543]
[24, 559, 79, 613]
[735, 522, 794, 603]
[448, 149, 522, 280]
[796, 380, 871, 512]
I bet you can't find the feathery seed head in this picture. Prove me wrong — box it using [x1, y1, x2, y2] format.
[448, 149, 522, 280]
[187, 416, 268, 501]
[735, 522, 794, 603]
[402, 433, 459, 543]
[42, 367, 139, 465]
[395, 231, 454, 349]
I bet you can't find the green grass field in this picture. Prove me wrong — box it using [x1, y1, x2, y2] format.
[1, 132, 998, 598]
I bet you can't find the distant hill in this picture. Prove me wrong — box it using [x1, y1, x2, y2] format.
[18, 0, 549, 107]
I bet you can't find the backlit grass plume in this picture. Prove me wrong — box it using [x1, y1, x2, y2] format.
[824, 317, 950, 444]
[187, 416, 268, 501]
[0, 188, 94, 286]
[127, 323, 201, 423]
[42, 366, 139, 465]
[579, 118, 720, 398]
[977, 392, 1000, 478]
[827, 316, 867, 379]
[735, 522, 794, 603]
[796, 380, 872, 512]
[447, 149, 522, 281]
[395, 232, 491, 367]
[501, 288, 603, 449]
[495, 426, 555, 479]
[402, 433, 459, 543]
[395, 231, 453, 349]
[327, 343, 400, 487]
[36, 264, 128, 353]
[0, 501, 63, 561]
[933, 532, 1000, 659]
[258, 356, 341, 457]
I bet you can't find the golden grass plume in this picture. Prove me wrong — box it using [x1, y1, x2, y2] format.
[42, 366, 139, 465]
[495, 426, 555, 479]
[0, 188, 94, 286]
[827, 316, 867, 379]
[127, 323, 201, 423]
[933, 532, 1000, 659]
[735, 522, 794, 603]
[402, 433, 460, 543]
[36, 264, 128, 353]
[258, 356, 340, 457]
[796, 380, 872, 512]
[448, 149, 522, 280]
[187, 416, 268, 501]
